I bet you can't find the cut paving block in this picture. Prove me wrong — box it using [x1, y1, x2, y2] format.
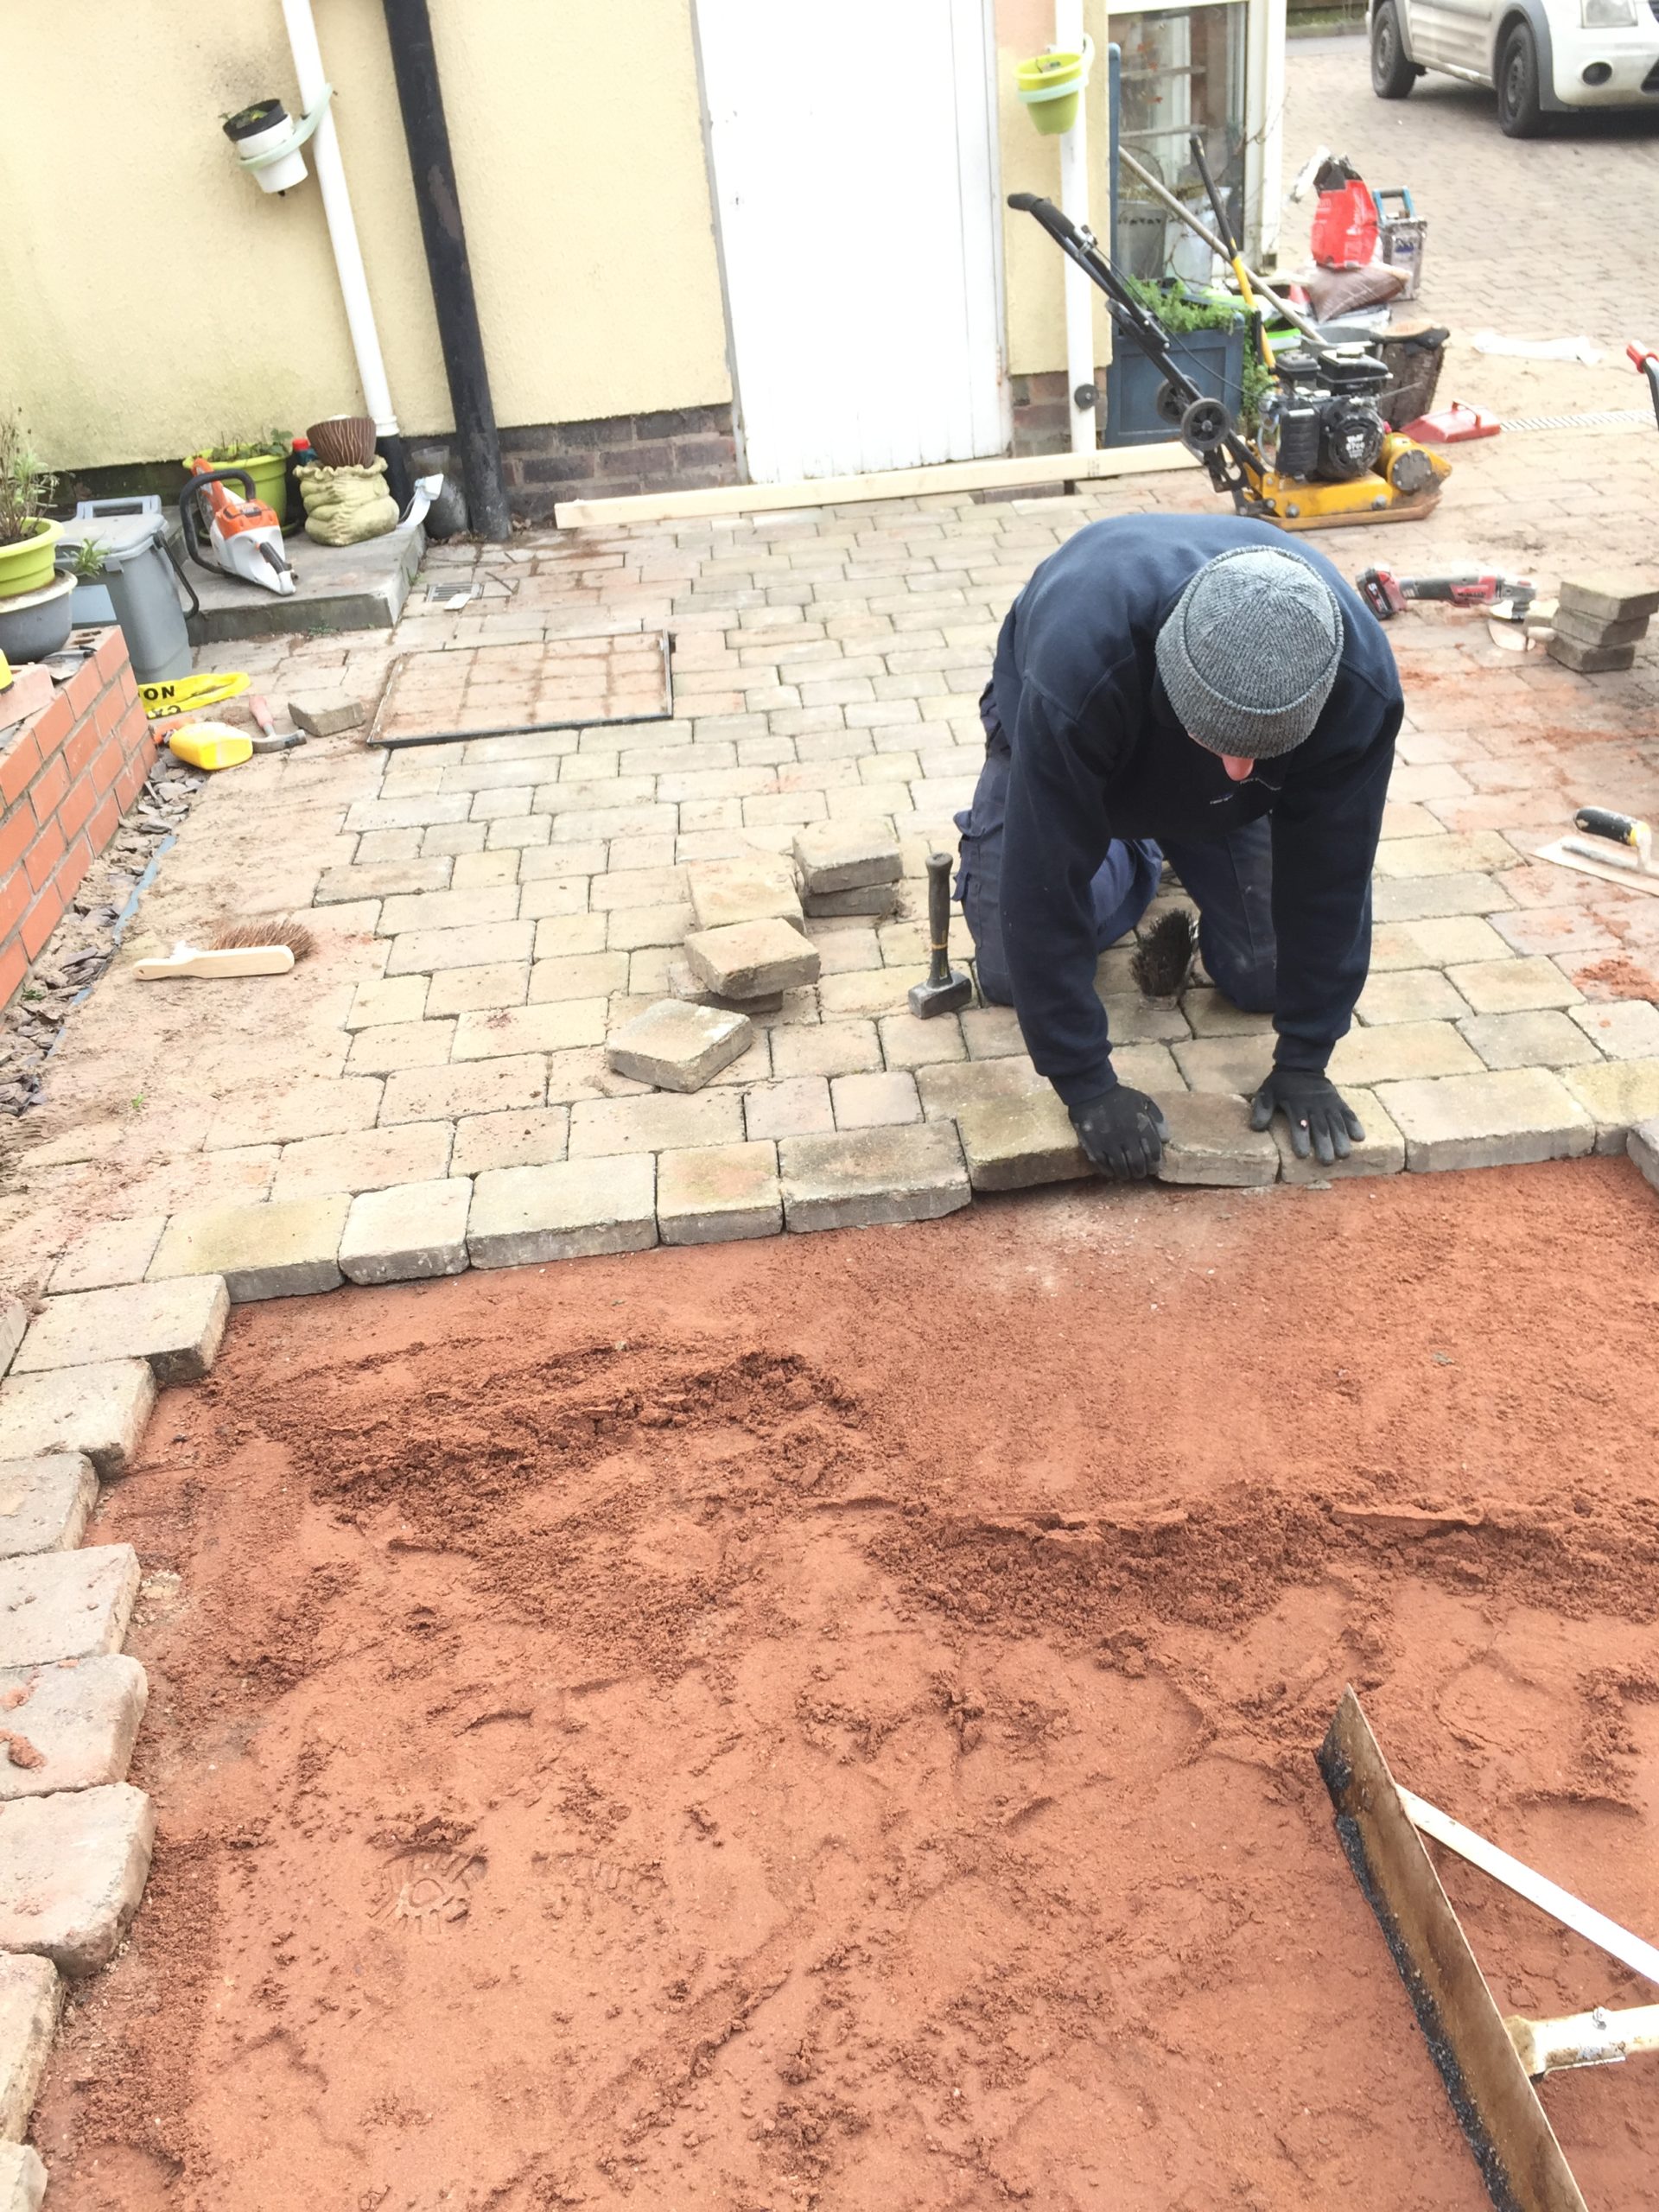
[954, 1087, 1092, 1192]
[657, 1142, 783, 1245]
[467, 1154, 658, 1268]
[0, 1548, 140, 1669]
[664, 957, 784, 1015]
[339, 1179, 472, 1285]
[1556, 573, 1659, 624]
[1155, 1093, 1281, 1187]
[1547, 634, 1637, 676]
[0, 1459, 98, 1560]
[0, 1955, 60, 2139]
[0, 1782, 156, 1974]
[48, 1217, 168, 1296]
[0, 2142, 44, 2207]
[779, 1123, 970, 1233]
[1560, 1058, 1659, 1154]
[1629, 1117, 1659, 1192]
[13, 1278, 229, 1387]
[801, 884, 901, 919]
[149, 1197, 349, 1302]
[288, 688, 365, 737]
[686, 856, 804, 934]
[1373, 1067, 1595, 1172]
[1271, 1085, 1405, 1184]
[0, 1365, 155, 1481]
[605, 1000, 753, 1093]
[792, 821, 903, 894]
[0, 1656, 148, 1802]
[683, 918, 820, 1001]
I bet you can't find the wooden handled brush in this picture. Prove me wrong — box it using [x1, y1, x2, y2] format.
[133, 918, 315, 982]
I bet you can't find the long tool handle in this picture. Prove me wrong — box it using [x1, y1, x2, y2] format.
[1117, 149, 1323, 343]
[925, 852, 953, 987]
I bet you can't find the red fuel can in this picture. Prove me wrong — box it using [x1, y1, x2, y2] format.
[1311, 179, 1379, 271]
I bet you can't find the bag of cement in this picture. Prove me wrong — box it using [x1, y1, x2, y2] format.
[296, 458, 399, 547]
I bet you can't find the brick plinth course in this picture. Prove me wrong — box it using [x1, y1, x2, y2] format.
[149, 1197, 349, 1301]
[684, 918, 821, 1000]
[0, 1655, 147, 1801]
[1156, 1094, 1281, 1187]
[1374, 1068, 1596, 1173]
[0, 1457, 98, 1560]
[467, 1155, 658, 1268]
[657, 1142, 782, 1244]
[340, 1179, 472, 1284]
[0, 1955, 60, 2140]
[0, 1363, 155, 1479]
[605, 1000, 753, 1092]
[779, 1124, 970, 1232]
[13, 1277, 229, 1386]
[0, 1546, 140, 1669]
[0, 1782, 155, 1974]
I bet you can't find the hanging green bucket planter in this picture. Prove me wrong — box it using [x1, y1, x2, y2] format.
[1016, 36, 1093, 137]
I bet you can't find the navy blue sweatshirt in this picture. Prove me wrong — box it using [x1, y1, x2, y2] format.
[991, 513, 1402, 1105]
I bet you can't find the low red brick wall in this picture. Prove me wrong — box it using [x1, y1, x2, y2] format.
[0, 631, 151, 1007]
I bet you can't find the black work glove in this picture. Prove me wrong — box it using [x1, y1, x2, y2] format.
[1249, 1066, 1364, 1165]
[1070, 1086, 1171, 1181]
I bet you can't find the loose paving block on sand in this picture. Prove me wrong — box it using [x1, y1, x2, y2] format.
[1156, 1095, 1281, 1187]
[657, 1142, 782, 1244]
[0, 1782, 155, 1974]
[779, 1124, 970, 1232]
[605, 1000, 753, 1092]
[953, 1088, 1092, 1192]
[0, 1546, 140, 1670]
[340, 1179, 472, 1284]
[0, 1655, 147, 1800]
[0, 1457, 98, 1560]
[467, 1155, 658, 1268]
[13, 1277, 229, 1387]
[0, 1365, 155, 1479]
[0, 1955, 60, 2139]
[149, 1197, 349, 1301]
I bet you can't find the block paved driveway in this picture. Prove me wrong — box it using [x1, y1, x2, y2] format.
[3, 40, 1659, 1291]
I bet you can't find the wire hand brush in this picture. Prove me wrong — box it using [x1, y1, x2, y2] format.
[1130, 908, 1198, 1001]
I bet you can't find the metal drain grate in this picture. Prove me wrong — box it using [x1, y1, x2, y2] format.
[1498, 408, 1653, 431]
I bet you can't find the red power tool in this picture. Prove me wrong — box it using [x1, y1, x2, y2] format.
[1357, 566, 1536, 621]
[1629, 340, 1659, 433]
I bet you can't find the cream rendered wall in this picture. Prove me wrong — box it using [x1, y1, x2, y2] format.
[0, 0, 733, 469]
[994, 0, 1113, 377]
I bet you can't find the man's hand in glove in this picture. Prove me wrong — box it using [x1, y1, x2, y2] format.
[1070, 1086, 1171, 1181]
[1249, 1067, 1364, 1165]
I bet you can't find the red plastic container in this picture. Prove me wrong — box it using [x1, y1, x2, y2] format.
[1311, 180, 1378, 271]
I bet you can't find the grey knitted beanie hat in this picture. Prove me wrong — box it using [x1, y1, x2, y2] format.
[1155, 546, 1344, 759]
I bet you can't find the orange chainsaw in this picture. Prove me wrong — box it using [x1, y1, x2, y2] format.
[181, 465, 294, 597]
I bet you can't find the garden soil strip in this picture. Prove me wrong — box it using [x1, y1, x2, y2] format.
[35, 1159, 1659, 2210]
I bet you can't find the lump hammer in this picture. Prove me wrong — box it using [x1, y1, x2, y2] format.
[908, 852, 973, 1020]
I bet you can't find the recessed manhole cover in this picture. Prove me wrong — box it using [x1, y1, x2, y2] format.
[369, 629, 675, 748]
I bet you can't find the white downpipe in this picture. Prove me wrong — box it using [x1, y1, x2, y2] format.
[1054, 1, 1095, 457]
[1244, 0, 1287, 265]
[279, 0, 399, 437]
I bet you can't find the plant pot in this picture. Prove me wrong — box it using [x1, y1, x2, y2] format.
[0, 572, 75, 664]
[0, 519, 62, 601]
[185, 450, 288, 524]
[1016, 38, 1093, 137]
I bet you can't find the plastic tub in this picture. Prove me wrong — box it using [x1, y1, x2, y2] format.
[0, 573, 75, 664]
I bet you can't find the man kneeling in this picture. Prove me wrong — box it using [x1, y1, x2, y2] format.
[954, 512, 1403, 1179]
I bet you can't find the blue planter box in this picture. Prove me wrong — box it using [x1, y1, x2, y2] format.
[1104, 317, 1245, 448]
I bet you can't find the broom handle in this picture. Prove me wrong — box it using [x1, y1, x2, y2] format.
[1117, 150, 1324, 345]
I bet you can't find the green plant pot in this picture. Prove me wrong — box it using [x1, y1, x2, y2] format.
[0, 518, 61, 601]
[1016, 41, 1091, 136]
[185, 449, 289, 524]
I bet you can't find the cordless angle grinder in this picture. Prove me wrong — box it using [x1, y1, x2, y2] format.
[1008, 193, 1450, 532]
[1357, 567, 1536, 622]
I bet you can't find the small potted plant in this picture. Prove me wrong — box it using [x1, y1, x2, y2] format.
[183, 433, 293, 524]
[0, 415, 61, 600]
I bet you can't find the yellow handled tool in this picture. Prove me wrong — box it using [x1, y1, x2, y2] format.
[1189, 133, 1274, 369]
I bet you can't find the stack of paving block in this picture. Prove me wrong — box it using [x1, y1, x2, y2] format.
[1546, 573, 1659, 675]
[791, 823, 905, 920]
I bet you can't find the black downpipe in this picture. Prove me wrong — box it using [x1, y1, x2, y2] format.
[379, 0, 512, 540]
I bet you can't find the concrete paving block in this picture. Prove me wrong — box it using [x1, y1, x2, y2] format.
[0, 1548, 140, 1669]
[1372, 832, 1524, 880]
[1446, 957, 1581, 1015]
[381, 1054, 548, 1123]
[1570, 999, 1659, 1060]
[1373, 1068, 1595, 1172]
[664, 956, 784, 1015]
[769, 1021, 883, 1081]
[1172, 1034, 1275, 1096]
[340, 1179, 472, 1285]
[779, 1123, 970, 1232]
[1327, 1021, 1483, 1087]
[467, 1154, 658, 1268]
[1560, 1059, 1659, 1154]
[0, 1367, 155, 1481]
[1156, 1093, 1281, 1187]
[1096, 993, 1192, 1045]
[1629, 1117, 1659, 1192]
[450, 1107, 570, 1178]
[345, 1019, 456, 1075]
[1457, 1011, 1601, 1071]
[203, 1077, 383, 1151]
[149, 1196, 348, 1302]
[1179, 987, 1274, 1039]
[683, 918, 820, 1000]
[657, 1142, 782, 1245]
[385, 920, 537, 976]
[0, 1955, 60, 2139]
[1549, 603, 1649, 650]
[14, 1278, 229, 1387]
[270, 1121, 454, 1202]
[954, 1087, 1092, 1192]
[0, 2143, 44, 2209]
[1370, 916, 1511, 970]
[1556, 573, 1659, 623]
[817, 966, 924, 1018]
[0, 1317, 18, 1390]
[915, 1054, 1046, 1122]
[0, 1782, 155, 1974]
[801, 884, 901, 918]
[743, 1077, 836, 1141]
[288, 688, 365, 737]
[878, 1011, 965, 1068]
[686, 856, 803, 933]
[48, 1219, 168, 1297]
[0, 1459, 96, 1560]
[1272, 1086, 1405, 1184]
[605, 1001, 753, 1093]
[959, 1006, 1027, 1060]
[830, 1071, 921, 1129]
[1353, 969, 1470, 1027]
[1547, 633, 1636, 675]
[568, 1090, 744, 1158]
[792, 821, 903, 893]
[0, 1656, 147, 1802]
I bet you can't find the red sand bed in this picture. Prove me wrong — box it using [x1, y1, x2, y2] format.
[35, 1160, 1659, 2210]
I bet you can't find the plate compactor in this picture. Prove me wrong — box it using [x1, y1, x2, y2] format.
[1009, 192, 1450, 532]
